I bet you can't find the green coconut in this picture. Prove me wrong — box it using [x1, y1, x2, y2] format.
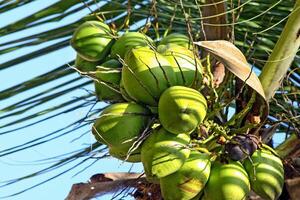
[190, 191, 203, 200]
[74, 54, 98, 72]
[109, 146, 141, 163]
[158, 86, 207, 135]
[141, 127, 190, 181]
[119, 78, 135, 102]
[202, 160, 251, 200]
[71, 21, 113, 61]
[159, 33, 191, 48]
[94, 59, 124, 102]
[111, 32, 154, 59]
[92, 102, 151, 150]
[158, 44, 202, 87]
[122, 47, 177, 106]
[243, 148, 284, 200]
[160, 151, 211, 200]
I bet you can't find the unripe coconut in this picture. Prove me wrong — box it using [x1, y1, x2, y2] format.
[122, 47, 177, 106]
[243, 148, 284, 200]
[75, 54, 98, 72]
[141, 127, 190, 181]
[109, 146, 141, 163]
[71, 21, 113, 61]
[92, 103, 151, 150]
[111, 32, 154, 59]
[190, 192, 203, 200]
[94, 59, 123, 102]
[160, 151, 211, 200]
[119, 78, 135, 102]
[159, 33, 191, 48]
[158, 86, 207, 135]
[158, 44, 202, 87]
[202, 160, 251, 200]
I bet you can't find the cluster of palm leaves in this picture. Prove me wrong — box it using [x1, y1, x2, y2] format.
[0, 0, 299, 199]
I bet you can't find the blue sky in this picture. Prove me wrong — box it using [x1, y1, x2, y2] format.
[0, 1, 143, 199]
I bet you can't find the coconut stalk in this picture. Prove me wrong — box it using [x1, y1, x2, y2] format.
[258, 0, 300, 156]
[201, 0, 228, 87]
[259, 0, 300, 100]
[201, 0, 228, 40]
[275, 133, 300, 158]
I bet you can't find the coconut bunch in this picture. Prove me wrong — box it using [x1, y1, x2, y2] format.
[70, 20, 284, 200]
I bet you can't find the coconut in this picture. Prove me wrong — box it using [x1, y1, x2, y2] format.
[111, 32, 154, 59]
[190, 192, 203, 200]
[202, 160, 251, 200]
[109, 146, 141, 163]
[160, 151, 211, 200]
[243, 148, 284, 200]
[92, 102, 151, 150]
[74, 54, 98, 72]
[159, 33, 191, 48]
[119, 78, 135, 102]
[141, 127, 190, 181]
[70, 21, 113, 61]
[94, 59, 123, 102]
[158, 44, 202, 87]
[122, 47, 177, 106]
[158, 86, 207, 135]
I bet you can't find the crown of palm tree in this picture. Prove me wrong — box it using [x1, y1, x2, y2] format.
[0, 0, 299, 198]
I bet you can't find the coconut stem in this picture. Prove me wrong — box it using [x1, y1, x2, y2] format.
[225, 92, 256, 127]
[275, 133, 300, 158]
[259, 0, 300, 101]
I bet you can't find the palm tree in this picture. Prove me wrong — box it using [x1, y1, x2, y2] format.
[0, 0, 299, 199]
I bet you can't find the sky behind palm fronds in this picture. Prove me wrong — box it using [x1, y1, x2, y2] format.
[0, 1, 143, 199]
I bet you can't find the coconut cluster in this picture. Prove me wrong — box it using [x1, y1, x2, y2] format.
[70, 20, 284, 200]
